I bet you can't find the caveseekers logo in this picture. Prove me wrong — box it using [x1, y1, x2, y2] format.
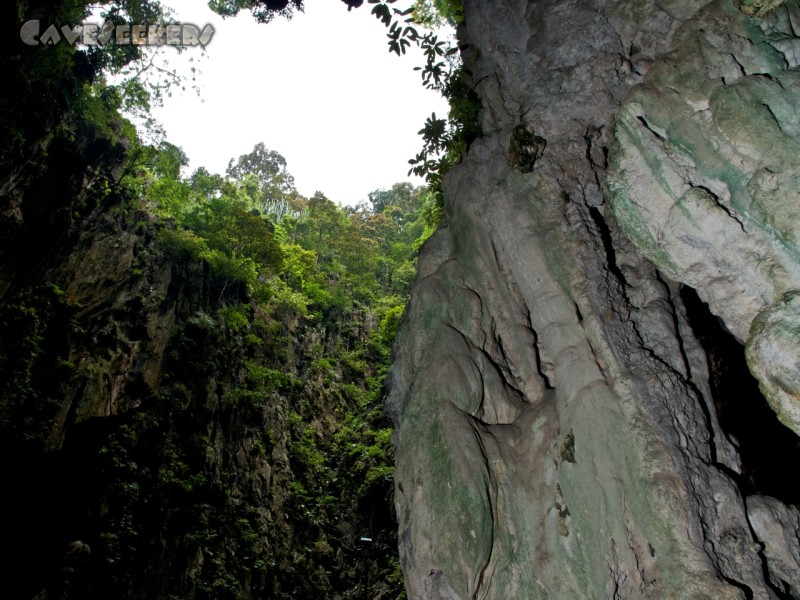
[20, 20, 215, 47]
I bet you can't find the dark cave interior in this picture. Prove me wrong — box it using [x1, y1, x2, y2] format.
[681, 285, 800, 508]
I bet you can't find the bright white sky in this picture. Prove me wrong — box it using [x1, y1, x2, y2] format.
[143, 0, 450, 205]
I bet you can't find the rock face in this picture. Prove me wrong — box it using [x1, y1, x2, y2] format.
[607, 0, 800, 434]
[0, 207, 402, 599]
[389, 0, 800, 598]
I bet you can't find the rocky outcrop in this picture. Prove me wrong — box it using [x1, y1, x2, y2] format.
[0, 208, 401, 599]
[607, 0, 800, 434]
[389, 0, 800, 598]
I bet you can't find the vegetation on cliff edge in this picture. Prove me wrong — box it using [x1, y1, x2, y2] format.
[0, 0, 474, 596]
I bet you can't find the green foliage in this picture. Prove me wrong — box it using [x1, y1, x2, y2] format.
[158, 227, 209, 259]
[0, 135, 421, 597]
[80, 81, 139, 146]
[414, 186, 447, 248]
[152, 141, 189, 179]
[245, 360, 292, 390]
[364, 0, 478, 234]
[139, 144, 426, 597]
[217, 304, 251, 332]
[1, 7, 92, 165]
[184, 198, 283, 269]
[267, 277, 312, 318]
[201, 0, 471, 241]
[147, 177, 192, 218]
[89, 0, 205, 120]
[156, 189, 284, 298]
[190, 167, 224, 200]
[425, 0, 465, 25]
[1, 3, 438, 593]
[97, 423, 142, 578]
[407, 65, 481, 228]
[187, 310, 217, 330]
[379, 305, 405, 345]
[0, 285, 76, 447]
[209, 0, 304, 23]
[226, 142, 296, 209]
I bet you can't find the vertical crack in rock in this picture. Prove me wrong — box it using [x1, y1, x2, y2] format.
[467, 417, 498, 598]
[681, 285, 800, 506]
[527, 312, 554, 391]
[488, 236, 556, 392]
[608, 0, 800, 429]
[745, 495, 800, 598]
[587, 205, 628, 288]
[679, 285, 800, 599]
[390, 0, 800, 597]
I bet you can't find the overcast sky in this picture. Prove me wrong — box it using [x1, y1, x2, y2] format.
[141, 0, 450, 205]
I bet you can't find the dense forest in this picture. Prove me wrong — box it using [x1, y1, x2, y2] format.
[0, 0, 463, 598]
[13, 0, 800, 598]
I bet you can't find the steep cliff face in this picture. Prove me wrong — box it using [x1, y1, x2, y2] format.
[389, 0, 800, 598]
[607, 0, 800, 435]
[1, 2, 415, 591]
[0, 203, 403, 599]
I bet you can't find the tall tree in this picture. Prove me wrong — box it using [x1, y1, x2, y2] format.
[226, 142, 296, 210]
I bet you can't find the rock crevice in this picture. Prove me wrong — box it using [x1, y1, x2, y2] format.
[390, 0, 800, 597]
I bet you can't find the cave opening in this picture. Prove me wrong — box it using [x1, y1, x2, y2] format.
[681, 285, 800, 507]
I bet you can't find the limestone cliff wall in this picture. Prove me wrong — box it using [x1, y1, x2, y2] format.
[0, 206, 401, 599]
[389, 1, 800, 598]
[608, 0, 800, 435]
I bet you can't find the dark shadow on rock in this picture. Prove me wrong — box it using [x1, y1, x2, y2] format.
[681, 285, 800, 507]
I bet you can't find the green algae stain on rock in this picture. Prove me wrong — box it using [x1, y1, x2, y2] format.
[608, 0, 800, 421]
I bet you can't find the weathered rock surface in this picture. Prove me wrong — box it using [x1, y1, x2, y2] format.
[747, 495, 800, 596]
[607, 0, 800, 434]
[389, 0, 800, 597]
[0, 207, 401, 599]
